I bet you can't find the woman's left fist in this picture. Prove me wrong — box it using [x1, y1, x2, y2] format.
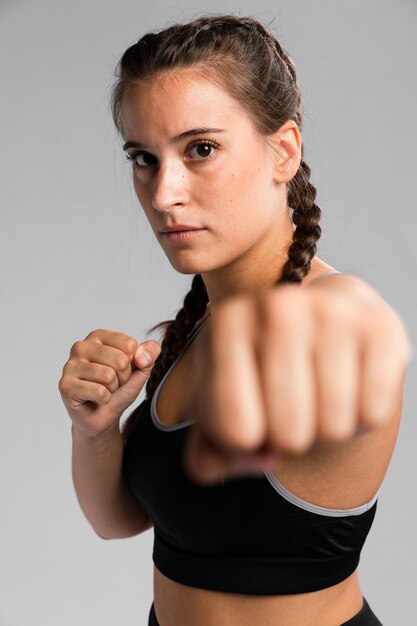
[183, 278, 412, 485]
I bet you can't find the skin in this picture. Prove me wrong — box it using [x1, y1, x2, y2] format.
[118, 69, 411, 625]
[121, 68, 299, 302]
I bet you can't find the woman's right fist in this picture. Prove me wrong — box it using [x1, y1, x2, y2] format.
[58, 329, 161, 438]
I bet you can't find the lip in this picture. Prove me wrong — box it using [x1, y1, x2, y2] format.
[161, 229, 206, 244]
[160, 224, 203, 233]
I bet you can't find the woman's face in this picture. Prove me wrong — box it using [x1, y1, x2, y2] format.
[120, 69, 297, 290]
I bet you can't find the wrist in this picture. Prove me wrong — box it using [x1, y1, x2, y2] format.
[71, 422, 122, 446]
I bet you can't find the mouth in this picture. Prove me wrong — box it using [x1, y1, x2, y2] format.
[160, 225, 204, 233]
[161, 228, 206, 244]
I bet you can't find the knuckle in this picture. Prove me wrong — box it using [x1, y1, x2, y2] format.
[103, 367, 117, 385]
[61, 361, 73, 376]
[70, 340, 85, 357]
[116, 354, 130, 371]
[58, 376, 69, 395]
[97, 385, 110, 402]
[125, 338, 139, 354]
[86, 328, 104, 340]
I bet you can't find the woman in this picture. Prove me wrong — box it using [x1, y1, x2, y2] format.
[58, 14, 411, 626]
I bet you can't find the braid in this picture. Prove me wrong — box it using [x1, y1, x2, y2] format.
[145, 274, 208, 399]
[264, 40, 321, 284]
[114, 14, 324, 441]
[120, 274, 208, 442]
[279, 159, 322, 284]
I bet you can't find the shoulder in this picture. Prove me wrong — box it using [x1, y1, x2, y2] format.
[302, 266, 383, 306]
[305, 269, 377, 298]
[304, 270, 400, 329]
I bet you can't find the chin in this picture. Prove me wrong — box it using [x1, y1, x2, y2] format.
[164, 254, 214, 276]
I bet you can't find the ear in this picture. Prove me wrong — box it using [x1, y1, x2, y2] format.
[268, 120, 302, 184]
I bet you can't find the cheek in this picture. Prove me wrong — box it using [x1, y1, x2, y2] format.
[202, 167, 242, 214]
[208, 166, 264, 224]
[214, 154, 264, 201]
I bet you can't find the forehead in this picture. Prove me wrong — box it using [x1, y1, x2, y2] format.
[120, 69, 255, 139]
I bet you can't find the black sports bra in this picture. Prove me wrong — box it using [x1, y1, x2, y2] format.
[122, 270, 379, 595]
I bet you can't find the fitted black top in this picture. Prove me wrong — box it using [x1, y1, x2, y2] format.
[122, 270, 380, 595]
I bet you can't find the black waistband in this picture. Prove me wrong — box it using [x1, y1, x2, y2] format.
[153, 532, 361, 596]
[149, 596, 382, 625]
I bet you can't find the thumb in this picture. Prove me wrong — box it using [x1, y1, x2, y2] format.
[133, 340, 162, 372]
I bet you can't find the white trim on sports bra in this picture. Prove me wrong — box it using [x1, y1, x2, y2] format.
[150, 313, 209, 432]
[263, 469, 380, 517]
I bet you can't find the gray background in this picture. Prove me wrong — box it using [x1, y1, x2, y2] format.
[1, 0, 416, 624]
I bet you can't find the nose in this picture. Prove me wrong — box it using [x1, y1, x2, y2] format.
[151, 161, 189, 213]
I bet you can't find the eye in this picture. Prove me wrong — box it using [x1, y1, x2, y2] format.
[125, 151, 157, 168]
[124, 139, 219, 169]
[187, 140, 219, 160]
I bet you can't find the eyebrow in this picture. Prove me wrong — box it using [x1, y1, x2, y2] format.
[122, 127, 227, 151]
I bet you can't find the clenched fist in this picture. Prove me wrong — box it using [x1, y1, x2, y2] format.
[59, 329, 161, 438]
[183, 277, 412, 485]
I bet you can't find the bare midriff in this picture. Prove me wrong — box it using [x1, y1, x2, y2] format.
[153, 565, 364, 626]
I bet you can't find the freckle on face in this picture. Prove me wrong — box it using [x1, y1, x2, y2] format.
[121, 70, 287, 276]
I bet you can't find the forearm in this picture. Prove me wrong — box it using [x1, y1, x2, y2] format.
[71, 423, 152, 539]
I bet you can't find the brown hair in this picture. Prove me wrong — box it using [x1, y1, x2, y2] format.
[110, 14, 322, 440]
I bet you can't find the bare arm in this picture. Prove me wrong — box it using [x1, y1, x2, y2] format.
[59, 329, 161, 540]
[71, 422, 153, 539]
